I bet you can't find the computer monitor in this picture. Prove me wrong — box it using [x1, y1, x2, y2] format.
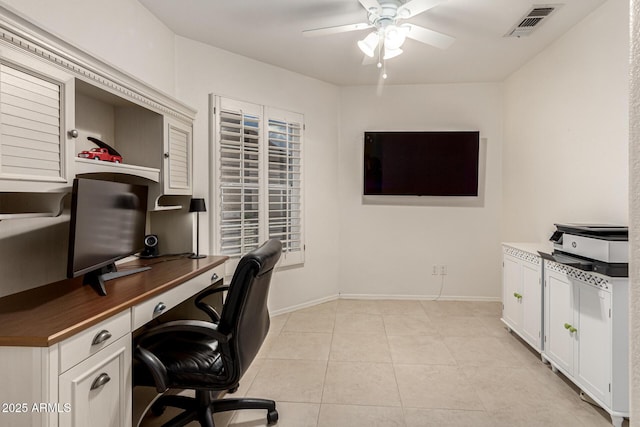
[67, 178, 149, 296]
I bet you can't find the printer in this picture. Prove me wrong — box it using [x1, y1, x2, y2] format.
[544, 224, 628, 277]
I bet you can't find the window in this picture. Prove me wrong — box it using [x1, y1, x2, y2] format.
[212, 96, 304, 274]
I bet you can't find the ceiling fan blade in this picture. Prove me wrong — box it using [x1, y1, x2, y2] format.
[303, 22, 372, 37]
[359, 0, 382, 14]
[397, 0, 445, 19]
[404, 23, 455, 49]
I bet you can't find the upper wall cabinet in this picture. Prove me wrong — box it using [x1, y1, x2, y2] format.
[0, 5, 196, 207]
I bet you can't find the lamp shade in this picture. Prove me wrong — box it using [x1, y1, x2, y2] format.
[189, 198, 207, 213]
[357, 31, 379, 57]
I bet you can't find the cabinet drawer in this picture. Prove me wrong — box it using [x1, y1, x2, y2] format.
[132, 265, 223, 330]
[59, 310, 131, 373]
[59, 335, 132, 427]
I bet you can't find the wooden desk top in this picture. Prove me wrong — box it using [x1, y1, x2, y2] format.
[0, 255, 228, 347]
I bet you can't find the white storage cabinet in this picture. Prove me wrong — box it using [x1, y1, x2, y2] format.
[501, 245, 543, 352]
[543, 260, 628, 427]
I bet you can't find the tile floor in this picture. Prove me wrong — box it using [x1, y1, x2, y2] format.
[138, 299, 625, 427]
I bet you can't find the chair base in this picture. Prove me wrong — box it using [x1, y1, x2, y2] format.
[149, 390, 277, 427]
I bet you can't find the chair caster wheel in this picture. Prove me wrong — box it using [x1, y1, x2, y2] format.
[267, 409, 279, 424]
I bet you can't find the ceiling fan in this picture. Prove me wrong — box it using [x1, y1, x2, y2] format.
[303, 0, 455, 77]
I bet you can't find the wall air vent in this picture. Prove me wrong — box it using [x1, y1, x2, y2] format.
[504, 4, 562, 38]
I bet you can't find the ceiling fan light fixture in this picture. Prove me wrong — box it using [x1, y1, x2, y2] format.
[357, 31, 379, 57]
[383, 46, 403, 60]
[384, 24, 409, 50]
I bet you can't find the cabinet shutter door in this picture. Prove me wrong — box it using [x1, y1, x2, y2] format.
[216, 99, 262, 261]
[167, 122, 190, 190]
[0, 64, 63, 180]
[266, 109, 304, 266]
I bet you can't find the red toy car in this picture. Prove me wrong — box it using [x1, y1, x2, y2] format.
[77, 147, 122, 163]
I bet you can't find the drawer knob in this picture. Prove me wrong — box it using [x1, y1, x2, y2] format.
[153, 302, 167, 316]
[211, 273, 219, 281]
[90, 373, 111, 391]
[91, 330, 112, 346]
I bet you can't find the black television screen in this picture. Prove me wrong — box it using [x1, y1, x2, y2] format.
[67, 178, 149, 295]
[364, 131, 480, 196]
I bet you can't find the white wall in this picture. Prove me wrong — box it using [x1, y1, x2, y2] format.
[502, 0, 629, 244]
[338, 83, 504, 299]
[174, 37, 342, 313]
[629, 0, 640, 423]
[0, 0, 176, 95]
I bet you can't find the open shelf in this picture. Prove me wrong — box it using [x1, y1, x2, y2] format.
[0, 192, 67, 221]
[75, 158, 160, 182]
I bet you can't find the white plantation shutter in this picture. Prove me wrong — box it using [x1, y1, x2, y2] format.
[215, 98, 262, 267]
[266, 109, 304, 266]
[213, 96, 304, 273]
[0, 64, 63, 180]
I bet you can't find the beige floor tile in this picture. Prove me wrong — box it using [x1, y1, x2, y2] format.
[377, 300, 427, 316]
[469, 301, 502, 317]
[246, 359, 327, 403]
[334, 312, 385, 334]
[420, 300, 478, 317]
[337, 299, 382, 314]
[229, 402, 320, 427]
[266, 332, 332, 361]
[431, 316, 491, 337]
[318, 404, 405, 427]
[322, 361, 401, 407]
[283, 312, 335, 333]
[383, 314, 438, 336]
[296, 300, 338, 315]
[268, 313, 290, 336]
[388, 335, 457, 365]
[444, 336, 524, 367]
[329, 332, 392, 362]
[403, 408, 497, 427]
[461, 365, 554, 412]
[477, 316, 512, 338]
[233, 358, 265, 397]
[394, 364, 484, 410]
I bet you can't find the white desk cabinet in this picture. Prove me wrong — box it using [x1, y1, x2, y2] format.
[501, 245, 543, 352]
[543, 260, 628, 427]
[0, 256, 226, 427]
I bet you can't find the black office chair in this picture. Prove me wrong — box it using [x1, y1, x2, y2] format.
[134, 239, 282, 427]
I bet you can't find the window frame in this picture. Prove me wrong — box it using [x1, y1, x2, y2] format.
[211, 95, 305, 276]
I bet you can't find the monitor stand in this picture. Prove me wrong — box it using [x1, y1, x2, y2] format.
[83, 263, 152, 296]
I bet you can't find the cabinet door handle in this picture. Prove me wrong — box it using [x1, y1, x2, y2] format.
[564, 323, 571, 329]
[513, 293, 522, 299]
[153, 302, 167, 316]
[569, 326, 577, 333]
[91, 330, 112, 346]
[90, 373, 111, 391]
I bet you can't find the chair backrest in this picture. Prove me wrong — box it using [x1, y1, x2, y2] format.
[218, 239, 281, 379]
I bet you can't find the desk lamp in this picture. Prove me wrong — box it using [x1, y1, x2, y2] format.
[189, 198, 207, 259]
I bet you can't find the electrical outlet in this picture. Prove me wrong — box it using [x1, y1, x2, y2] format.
[440, 265, 447, 275]
[432, 265, 438, 275]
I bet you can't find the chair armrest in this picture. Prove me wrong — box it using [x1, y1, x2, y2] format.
[137, 320, 232, 344]
[195, 286, 230, 322]
[134, 346, 169, 392]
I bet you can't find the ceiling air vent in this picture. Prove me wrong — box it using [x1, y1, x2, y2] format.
[504, 4, 562, 38]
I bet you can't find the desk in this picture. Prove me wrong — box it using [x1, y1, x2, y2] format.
[0, 255, 227, 427]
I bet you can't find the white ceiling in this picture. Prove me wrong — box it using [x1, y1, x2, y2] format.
[138, 0, 607, 86]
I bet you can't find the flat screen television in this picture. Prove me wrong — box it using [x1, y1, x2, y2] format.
[363, 131, 480, 196]
[67, 178, 149, 296]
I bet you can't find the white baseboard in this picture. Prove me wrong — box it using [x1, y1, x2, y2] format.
[338, 293, 500, 302]
[269, 294, 339, 317]
[270, 293, 500, 317]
